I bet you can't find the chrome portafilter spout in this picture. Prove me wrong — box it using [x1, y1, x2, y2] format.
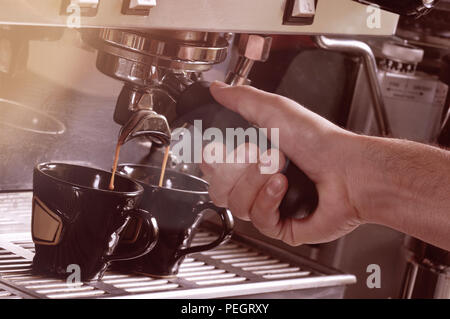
[118, 109, 171, 147]
[113, 82, 174, 148]
[93, 28, 230, 149]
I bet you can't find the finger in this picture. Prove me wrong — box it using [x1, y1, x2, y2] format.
[227, 162, 270, 221]
[253, 181, 359, 245]
[200, 142, 258, 207]
[210, 81, 290, 133]
[209, 81, 337, 170]
[227, 149, 286, 221]
[285, 199, 360, 245]
[248, 173, 288, 238]
[210, 81, 333, 136]
[199, 142, 226, 179]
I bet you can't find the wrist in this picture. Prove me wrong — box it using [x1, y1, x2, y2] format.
[341, 134, 402, 225]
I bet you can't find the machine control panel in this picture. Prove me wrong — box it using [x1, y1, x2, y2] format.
[0, 0, 399, 36]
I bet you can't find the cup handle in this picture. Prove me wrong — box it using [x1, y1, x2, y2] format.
[104, 208, 159, 262]
[176, 202, 234, 258]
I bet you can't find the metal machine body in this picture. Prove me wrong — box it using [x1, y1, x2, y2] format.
[0, 0, 398, 35]
[0, 0, 448, 299]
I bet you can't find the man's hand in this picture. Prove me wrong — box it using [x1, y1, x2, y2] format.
[200, 81, 450, 251]
[200, 81, 363, 246]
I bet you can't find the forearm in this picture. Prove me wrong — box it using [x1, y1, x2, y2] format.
[346, 134, 450, 250]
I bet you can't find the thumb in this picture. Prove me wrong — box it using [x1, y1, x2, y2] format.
[210, 81, 289, 131]
[209, 81, 336, 170]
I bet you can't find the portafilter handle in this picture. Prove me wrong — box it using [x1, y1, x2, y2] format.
[175, 81, 319, 220]
[225, 34, 318, 219]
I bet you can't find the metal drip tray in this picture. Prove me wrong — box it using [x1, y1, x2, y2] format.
[0, 192, 356, 299]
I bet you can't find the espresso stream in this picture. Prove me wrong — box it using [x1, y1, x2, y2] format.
[109, 143, 170, 190]
[108, 142, 122, 191]
[158, 146, 170, 187]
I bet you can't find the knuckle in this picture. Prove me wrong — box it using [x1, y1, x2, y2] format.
[268, 94, 289, 107]
[235, 143, 259, 162]
[228, 201, 249, 221]
[281, 232, 297, 246]
[278, 221, 303, 246]
[229, 188, 251, 220]
[247, 207, 260, 223]
[283, 233, 301, 246]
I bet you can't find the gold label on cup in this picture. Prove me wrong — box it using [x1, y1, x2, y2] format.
[32, 196, 63, 246]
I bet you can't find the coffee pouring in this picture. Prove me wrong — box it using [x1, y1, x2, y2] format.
[109, 109, 171, 190]
[98, 31, 319, 220]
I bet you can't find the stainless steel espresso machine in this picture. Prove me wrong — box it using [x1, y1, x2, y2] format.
[0, 0, 448, 299]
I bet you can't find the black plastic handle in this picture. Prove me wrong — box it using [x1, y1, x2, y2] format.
[104, 208, 159, 262]
[177, 202, 234, 257]
[175, 81, 319, 220]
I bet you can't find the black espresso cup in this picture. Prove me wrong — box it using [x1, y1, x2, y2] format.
[32, 162, 159, 281]
[114, 164, 234, 277]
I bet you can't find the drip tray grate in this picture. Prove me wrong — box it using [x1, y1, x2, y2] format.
[0, 192, 356, 299]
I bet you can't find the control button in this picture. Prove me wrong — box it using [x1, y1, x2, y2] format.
[70, 0, 99, 9]
[122, 0, 155, 15]
[129, 0, 156, 9]
[283, 0, 316, 25]
[292, 0, 315, 18]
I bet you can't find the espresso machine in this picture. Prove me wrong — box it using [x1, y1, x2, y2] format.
[0, 0, 448, 299]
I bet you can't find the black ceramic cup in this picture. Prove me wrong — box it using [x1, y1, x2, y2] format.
[114, 164, 234, 278]
[31, 162, 159, 281]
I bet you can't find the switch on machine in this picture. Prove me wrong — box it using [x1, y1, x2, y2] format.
[122, 0, 156, 15]
[292, 0, 316, 17]
[283, 0, 317, 25]
[129, 0, 156, 9]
